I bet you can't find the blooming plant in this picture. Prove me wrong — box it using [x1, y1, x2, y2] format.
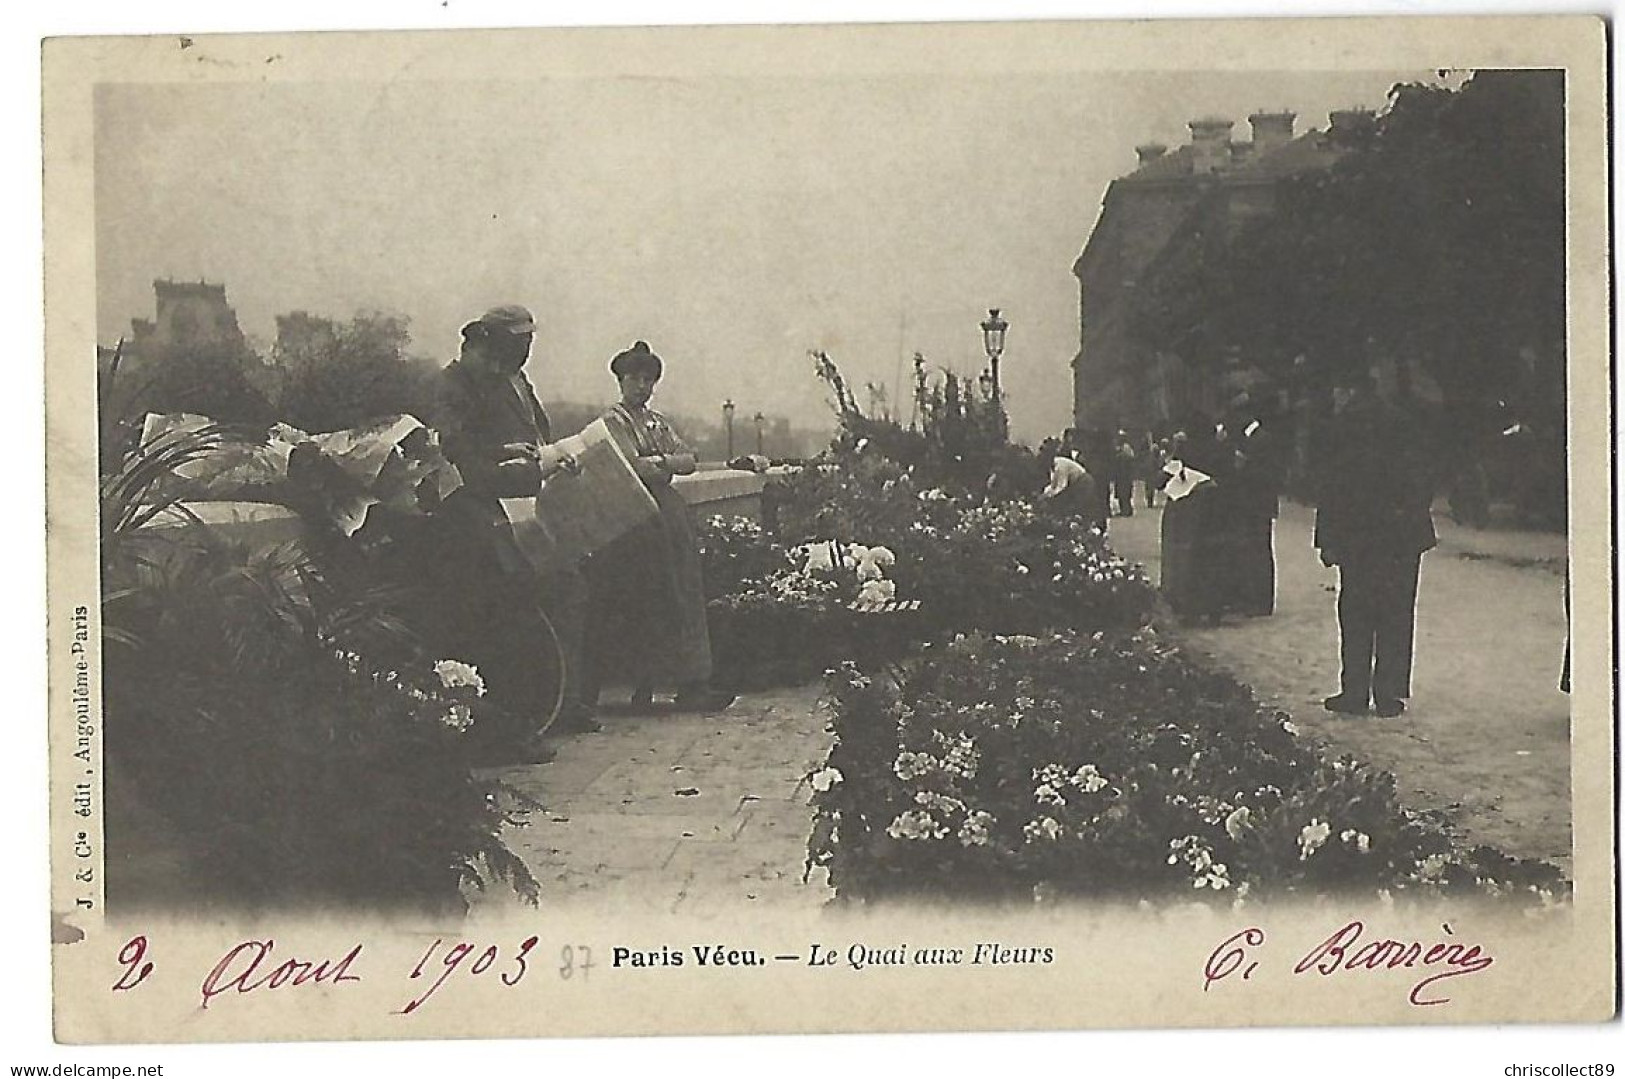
[704, 527, 921, 687]
[704, 456, 1156, 687]
[696, 514, 789, 601]
[806, 631, 1569, 906]
[100, 505, 540, 914]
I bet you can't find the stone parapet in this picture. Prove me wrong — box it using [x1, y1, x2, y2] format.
[146, 466, 771, 548]
[673, 468, 767, 522]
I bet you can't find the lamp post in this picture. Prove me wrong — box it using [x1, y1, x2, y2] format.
[753, 411, 766, 457]
[722, 398, 736, 460]
[979, 307, 1009, 402]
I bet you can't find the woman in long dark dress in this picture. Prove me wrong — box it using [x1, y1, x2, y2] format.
[583, 342, 734, 713]
[1159, 420, 1227, 623]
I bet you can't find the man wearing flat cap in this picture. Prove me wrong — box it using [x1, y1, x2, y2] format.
[429, 304, 598, 760]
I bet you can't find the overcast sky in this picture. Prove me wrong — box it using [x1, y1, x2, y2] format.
[96, 67, 1433, 439]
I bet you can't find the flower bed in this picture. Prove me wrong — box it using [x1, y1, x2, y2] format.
[701, 517, 923, 688]
[700, 457, 1157, 686]
[806, 630, 1568, 905]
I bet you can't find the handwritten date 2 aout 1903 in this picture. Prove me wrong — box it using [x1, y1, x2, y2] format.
[110, 933, 597, 1015]
[1204, 920, 1494, 1006]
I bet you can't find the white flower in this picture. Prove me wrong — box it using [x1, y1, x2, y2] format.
[1340, 829, 1371, 853]
[936, 733, 980, 779]
[914, 789, 964, 816]
[1034, 783, 1065, 809]
[1298, 819, 1332, 861]
[856, 578, 897, 608]
[433, 659, 485, 695]
[1023, 817, 1063, 843]
[1168, 835, 1228, 888]
[1070, 764, 1109, 794]
[958, 810, 994, 847]
[886, 809, 945, 841]
[809, 766, 843, 793]
[893, 751, 936, 782]
[1224, 806, 1254, 841]
[442, 702, 475, 732]
[1033, 763, 1069, 787]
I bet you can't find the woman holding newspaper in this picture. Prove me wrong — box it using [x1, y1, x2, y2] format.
[582, 342, 735, 713]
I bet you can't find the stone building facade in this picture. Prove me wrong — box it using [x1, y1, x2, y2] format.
[1070, 110, 1369, 436]
[122, 279, 248, 362]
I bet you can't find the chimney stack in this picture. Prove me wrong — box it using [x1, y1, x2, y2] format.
[1187, 117, 1234, 175]
[1135, 142, 1168, 167]
[1248, 110, 1296, 154]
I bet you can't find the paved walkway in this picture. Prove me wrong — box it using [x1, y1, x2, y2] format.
[475, 685, 834, 913]
[1108, 500, 1571, 871]
[474, 501, 1569, 908]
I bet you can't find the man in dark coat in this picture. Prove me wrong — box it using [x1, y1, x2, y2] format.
[428, 304, 597, 758]
[1111, 430, 1137, 517]
[1313, 376, 1437, 718]
[1221, 393, 1282, 616]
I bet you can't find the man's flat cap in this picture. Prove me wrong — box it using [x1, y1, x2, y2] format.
[475, 304, 537, 334]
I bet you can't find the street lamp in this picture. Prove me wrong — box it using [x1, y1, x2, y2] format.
[753, 411, 766, 457]
[722, 398, 736, 459]
[980, 307, 1009, 401]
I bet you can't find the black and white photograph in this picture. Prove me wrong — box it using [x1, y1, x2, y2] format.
[36, 9, 1613, 1059]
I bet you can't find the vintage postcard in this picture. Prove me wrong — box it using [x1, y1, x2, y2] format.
[43, 14, 1613, 1046]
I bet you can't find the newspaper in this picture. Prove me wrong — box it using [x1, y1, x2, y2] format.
[500, 418, 659, 573]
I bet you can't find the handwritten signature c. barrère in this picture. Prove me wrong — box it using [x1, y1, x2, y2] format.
[1204, 920, 1494, 1006]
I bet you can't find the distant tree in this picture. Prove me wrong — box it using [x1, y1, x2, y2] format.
[126, 337, 276, 428]
[274, 311, 436, 433]
[544, 400, 609, 440]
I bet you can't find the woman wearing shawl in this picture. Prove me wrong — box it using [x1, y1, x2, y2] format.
[583, 342, 734, 713]
[1158, 421, 1227, 623]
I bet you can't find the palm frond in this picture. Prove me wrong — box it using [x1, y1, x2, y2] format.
[100, 423, 231, 559]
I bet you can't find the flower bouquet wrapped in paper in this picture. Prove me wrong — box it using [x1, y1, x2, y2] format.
[134, 410, 464, 537]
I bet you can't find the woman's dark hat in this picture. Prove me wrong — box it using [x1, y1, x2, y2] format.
[611, 340, 663, 378]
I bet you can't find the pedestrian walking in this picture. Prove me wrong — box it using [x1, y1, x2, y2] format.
[1142, 436, 1168, 508]
[1112, 430, 1137, 517]
[1219, 393, 1281, 616]
[1313, 373, 1437, 718]
[1157, 422, 1231, 624]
